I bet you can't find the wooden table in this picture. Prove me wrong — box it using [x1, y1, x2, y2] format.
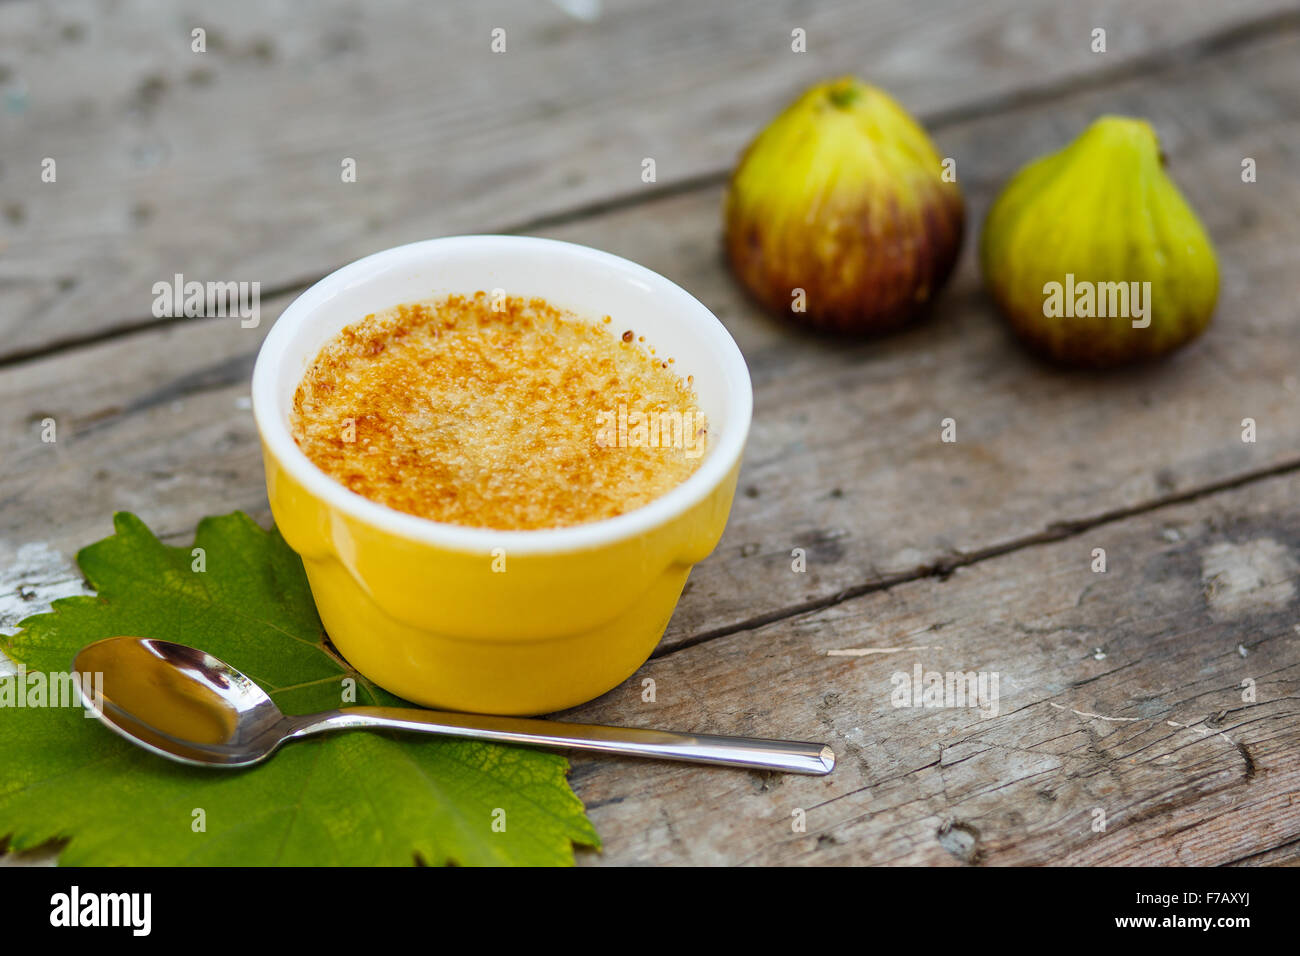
[2, 0, 1297, 866]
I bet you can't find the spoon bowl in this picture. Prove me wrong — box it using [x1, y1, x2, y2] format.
[72, 637, 836, 774]
[74, 637, 293, 767]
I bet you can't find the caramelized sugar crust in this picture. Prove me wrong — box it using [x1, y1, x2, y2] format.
[290, 293, 707, 530]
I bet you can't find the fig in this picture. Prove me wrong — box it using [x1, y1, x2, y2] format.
[980, 115, 1219, 367]
[724, 76, 964, 333]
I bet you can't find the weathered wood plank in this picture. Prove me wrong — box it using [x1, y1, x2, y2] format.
[1, 0, 1295, 359]
[3, 32, 1297, 657]
[561, 471, 1300, 864]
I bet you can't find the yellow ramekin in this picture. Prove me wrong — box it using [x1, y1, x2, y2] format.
[251, 236, 752, 714]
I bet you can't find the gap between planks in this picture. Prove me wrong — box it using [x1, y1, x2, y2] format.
[652, 454, 1300, 660]
[2, 5, 1298, 372]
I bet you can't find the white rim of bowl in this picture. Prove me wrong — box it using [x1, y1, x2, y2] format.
[250, 235, 754, 556]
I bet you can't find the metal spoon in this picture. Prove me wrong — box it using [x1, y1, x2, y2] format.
[72, 637, 835, 775]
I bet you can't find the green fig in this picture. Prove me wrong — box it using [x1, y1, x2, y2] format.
[724, 76, 964, 333]
[980, 115, 1219, 366]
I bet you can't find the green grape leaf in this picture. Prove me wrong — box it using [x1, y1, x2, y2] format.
[0, 512, 599, 866]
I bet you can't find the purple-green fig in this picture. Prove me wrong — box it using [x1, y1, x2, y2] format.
[724, 76, 965, 334]
[980, 115, 1219, 367]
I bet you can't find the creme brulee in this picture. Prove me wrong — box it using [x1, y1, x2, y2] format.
[290, 292, 707, 530]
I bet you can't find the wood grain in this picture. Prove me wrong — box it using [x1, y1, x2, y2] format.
[560, 472, 1300, 864]
[1, 0, 1295, 359]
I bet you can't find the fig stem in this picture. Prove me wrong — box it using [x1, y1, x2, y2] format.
[828, 82, 860, 109]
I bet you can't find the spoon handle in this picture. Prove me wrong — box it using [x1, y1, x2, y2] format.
[288, 706, 835, 775]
